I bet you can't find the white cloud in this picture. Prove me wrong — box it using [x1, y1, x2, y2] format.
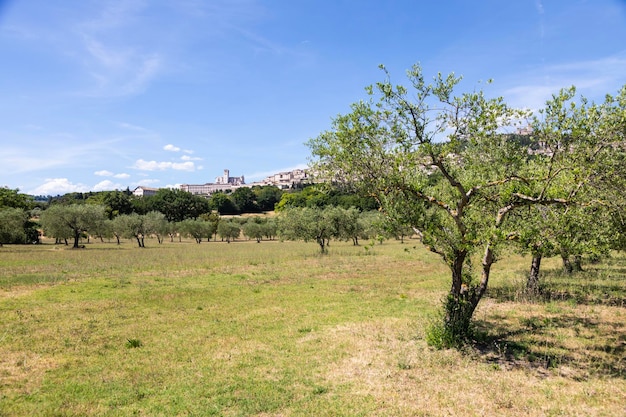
[132, 159, 196, 171]
[95, 170, 114, 176]
[28, 178, 90, 196]
[164, 144, 181, 152]
[181, 155, 202, 161]
[139, 179, 161, 185]
[95, 170, 130, 179]
[93, 180, 123, 191]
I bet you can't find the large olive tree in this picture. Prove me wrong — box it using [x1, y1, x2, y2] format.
[40, 204, 107, 248]
[308, 64, 622, 346]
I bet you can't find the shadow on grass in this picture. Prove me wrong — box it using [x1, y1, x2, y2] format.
[472, 313, 625, 379]
[472, 256, 626, 379]
[488, 260, 626, 307]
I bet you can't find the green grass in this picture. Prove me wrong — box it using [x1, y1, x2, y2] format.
[1, 238, 625, 416]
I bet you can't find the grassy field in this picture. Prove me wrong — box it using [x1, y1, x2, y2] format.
[1, 238, 624, 416]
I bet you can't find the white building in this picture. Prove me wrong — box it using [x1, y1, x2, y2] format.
[180, 169, 246, 196]
[133, 186, 159, 197]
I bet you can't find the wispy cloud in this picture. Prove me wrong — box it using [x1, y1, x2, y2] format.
[500, 53, 626, 111]
[73, 0, 164, 97]
[132, 159, 196, 171]
[116, 121, 149, 131]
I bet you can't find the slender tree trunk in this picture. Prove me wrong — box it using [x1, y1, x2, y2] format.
[317, 238, 326, 254]
[527, 254, 542, 294]
[73, 231, 81, 248]
[573, 255, 583, 272]
[450, 250, 467, 296]
[562, 254, 573, 274]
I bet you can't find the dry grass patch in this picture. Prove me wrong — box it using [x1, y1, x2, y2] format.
[320, 317, 626, 417]
[0, 351, 59, 397]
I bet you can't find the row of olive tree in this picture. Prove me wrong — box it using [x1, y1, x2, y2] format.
[34, 201, 397, 250]
[277, 206, 394, 253]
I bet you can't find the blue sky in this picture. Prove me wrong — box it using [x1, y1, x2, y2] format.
[1, 0, 625, 196]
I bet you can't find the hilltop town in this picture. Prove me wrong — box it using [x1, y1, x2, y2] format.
[133, 168, 310, 198]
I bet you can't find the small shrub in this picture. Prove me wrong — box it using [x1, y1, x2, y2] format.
[126, 338, 143, 349]
[425, 294, 475, 349]
[312, 386, 328, 395]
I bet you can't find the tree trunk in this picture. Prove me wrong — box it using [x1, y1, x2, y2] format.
[444, 246, 493, 345]
[527, 254, 542, 295]
[562, 254, 573, 274]
[450, 250, 467, 296]
[317, 238, 326, 254]
[73, 231, 81, 248]
[573, 255, 583, 272]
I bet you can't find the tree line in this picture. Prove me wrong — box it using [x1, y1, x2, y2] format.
[0, 184, 391, 248]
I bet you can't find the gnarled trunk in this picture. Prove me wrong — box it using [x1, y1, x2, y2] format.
[444, 245, 494, 344]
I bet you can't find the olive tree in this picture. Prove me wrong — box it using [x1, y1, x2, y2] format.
[277, 207, 340, 254]
[508, 86, 626, 292]
[0, 208, 28, 246]
[307, 64, 619, 346]
[217, 220, 241, 243]
[143, 211, 169, 244]
[114, 213, 147, 247]
[178, 219, 216, 243]
[40, 204, 107, 248]
[242, 220, 264, 242]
